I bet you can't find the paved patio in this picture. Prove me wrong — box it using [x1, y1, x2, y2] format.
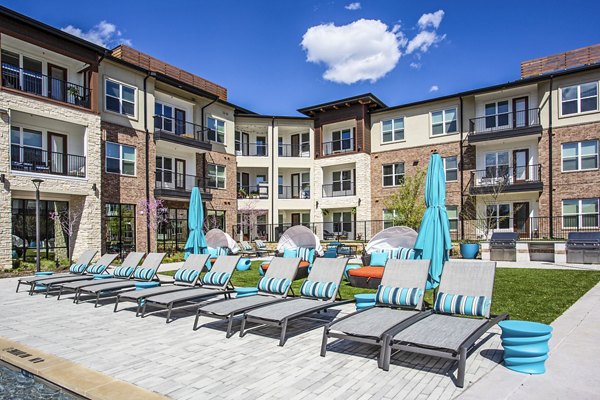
[0, 277, 505, 399]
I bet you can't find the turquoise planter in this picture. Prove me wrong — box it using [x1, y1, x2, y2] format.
[460, 243, 480, 259]
[499, 320, 552, 374]
[236, 258, 251, 271]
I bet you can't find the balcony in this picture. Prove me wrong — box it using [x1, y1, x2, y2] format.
[278, 186, 310, 199]
[278, 144, 310, 158]
[237, 184, 269, 199]
[11, 145, 85, 178]
[322, 138, 354, 156]
[1, 64, 91, 109]
[153, 115, 212, 151]
[469, 164, 543, 195]
[236, 143, 268, 157]
[468, 108, 541, 143]
[155, 172, 212, 200]
[322, 183, 356, 197]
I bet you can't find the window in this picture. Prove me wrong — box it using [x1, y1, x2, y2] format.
[301, 172, 310, 198]
[207, 164, 226, 189]
[486, 204, 511, 229]
[301, 213, 310, 226]
[156, 156, 173, 184]
[301, 132, 310, 155]
[256, 136, 267, 156]
[333, 212, 352, 233]
[106, 142, 136, 176]
[331, 129, 353, 152]
[485, 151, 509, 179]
[561, 82, 598, 115]
[447, 206, 458, 231]
[207, 117, 225, 143]
[332, 170, 353, 193]
[278, 175, 284, 195]
[383, 209, 399, 229]
[206, 210, 226, 230]
[382, 163, 405, 187]
[156, 208, 188, 253]
[431, 108, 457, 135]
[105, 79, 136, 116]
[485, 101, 509, 129]
[443, 156, 458, 182]
[154, 102, 183, 133]
[562, 141, 599, 172]
[563, 199, 599, 229]
[104, 203, 136, 259]
[382, 118, 405, 143]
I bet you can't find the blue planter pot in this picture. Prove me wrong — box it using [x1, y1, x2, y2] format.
[460, 243, 480, 259]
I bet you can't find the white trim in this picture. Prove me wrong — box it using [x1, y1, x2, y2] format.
[207, 163, 226, 189]
[560, 140, 599, 173]
[381, 116, 405, 144]
[442, 156, 459, 182]
[10, 170, 88, 182]
[381, 162, 405, 187]
[559, 81, 599, 117]
[561, 198, 600, 230]
[104, 77, 138, 119]
[206, 116, 226, 144]
[105, 141, 137, 177]
[430, 106, 459, 137]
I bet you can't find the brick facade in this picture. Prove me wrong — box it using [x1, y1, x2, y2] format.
[199, 151, 238, 235]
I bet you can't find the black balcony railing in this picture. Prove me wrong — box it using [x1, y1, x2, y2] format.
[471, 164, 542, 188]
[278, 186, 311, 199]
[11, 144, 86, 177]
[278, 143, 310, 157]
[322, 138, 354, 156]
[155, 172, 210, 196]
[469, 108, 540, 134]
[238, 184, 269, 199]
[235, 143, 268, 157]
[322, 183, 356, 197]
[1, 64, 91, 108]
[153, 115, 210, 144]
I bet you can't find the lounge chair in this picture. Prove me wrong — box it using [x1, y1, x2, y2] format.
[75, 253, 166, 307]
[113, 254, 210, 316]
[320, 259, 430, 366]
[141, 255, 241, 323]
[254, 239, 275, 256]
[16, 250, 97, 293]
[381, 261, 508, 388]
[239, 241, 257, 257]
[240, 257, 350, 346]
[56, 252, 145, 301]
[194, 257, 301, 337]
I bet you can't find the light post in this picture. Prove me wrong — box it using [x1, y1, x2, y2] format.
[32, 179, 43, 272]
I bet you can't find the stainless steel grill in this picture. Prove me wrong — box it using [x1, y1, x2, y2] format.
[490, 232, 519, 262]
[566, 232, 600, 264]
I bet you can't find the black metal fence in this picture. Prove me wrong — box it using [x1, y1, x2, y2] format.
[236, 142, 268, 156]
[11, 144, 86, 177]
[322, 138, 354, 155]
[278, 143, 310, 157]
[153, 115, 210, 143]
[471, 164, 542, 187]
[322, 183, 356, 197]
[237, 184, 269, 199]
[278, 186, 311, 199]
[155, 172, 211, 195]
[469, 108, 540, 134]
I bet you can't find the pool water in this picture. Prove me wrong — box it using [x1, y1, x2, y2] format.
[0, 363, 78, 399]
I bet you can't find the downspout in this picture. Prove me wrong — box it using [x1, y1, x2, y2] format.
[459, 96, 465, 240]
[271, 117, 276, 238]
[143, 71, 156, 251]
[548, 76, 554, 237]
[200, 97, 219, 137]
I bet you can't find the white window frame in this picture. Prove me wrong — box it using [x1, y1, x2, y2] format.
[332, 169, 353, 193]
[561, 140, 599, 172]
[484, 100, 510, 129]
[332, 211, 352, 233]
[443, 156, 458, 182]
[560, 82, 599, 116]
[330, 128, 354, 153]
[105, 141, 136, 176]
[381, 117, 405, 143]
[207, 117, 226, 144]
[382, 163, 405, 187]
[431, 107, 458, 136]
[105, 78, 137, 117]
[447, 206, 459, 231]
[383, 209, 399, 229]
[207, 163, 226, 189]
[154, 102, 174, 133]
[486, 203, 511, 230]
[156, 156, 173, 184]
[562, 199, 599, 229]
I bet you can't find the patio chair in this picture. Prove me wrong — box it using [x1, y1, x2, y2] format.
[254, 239, 275, 256]
[56, 252, 145, 301]
[75, 253, 166, 307]
[239, 241, 257, 257]
[194, 257, 301, 337]
[16, 250, 97, 294]
[320, 259, 430, 367]
[240, 257, 350, 346]
[113, 254, 210, 316]
[140, 255, 241, 323]
[381, 261, 508, 388]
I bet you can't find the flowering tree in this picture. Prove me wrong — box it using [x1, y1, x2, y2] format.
[49, 208, 80, 264]
[138, 198, 169, 231]
[237, 199, 268, 240]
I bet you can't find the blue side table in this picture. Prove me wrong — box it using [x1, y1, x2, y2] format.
[235, 287, 258, 298]
[499, 320, 553, 374]
[354, 293, 376, 311]
[344, 265, 361, 281]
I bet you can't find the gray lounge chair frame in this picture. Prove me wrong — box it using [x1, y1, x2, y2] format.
[320, 259, 431, 367]
[381, 261, 508, 388]
[254, 239, 275, 256]
[16, 250, 97, 294]
[240, 258, 350, 346]
[76, 253, 166, 307]
[56, 252, 145, 301]
[194, 257, 301, 337]
[239, 241, 257, 257]
[141, 255, 241, 323]
[114, 254, 210, 316]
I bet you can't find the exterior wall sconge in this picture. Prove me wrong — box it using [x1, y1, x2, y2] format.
[413, 160, 419, 166]
[0, 174, 5, 183]
[316, 201, 319, 209]
[92, 183, 97, 192]
[358, 198, 361, 206]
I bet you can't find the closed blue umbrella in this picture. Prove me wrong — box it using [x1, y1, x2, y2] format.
[414, 153, 452, 289]
[184, 187, 207, 259]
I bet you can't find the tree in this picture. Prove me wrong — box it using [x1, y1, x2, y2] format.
[138, 198, 169, 231]
[237, 199, 268, 240]
[49, 208, 80, 265]
[382, 169, 427, 231]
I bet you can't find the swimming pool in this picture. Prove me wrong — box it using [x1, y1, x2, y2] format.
[0, 363, 78, 399]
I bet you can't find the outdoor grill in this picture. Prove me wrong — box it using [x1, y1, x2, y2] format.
[566, 232, 600, 264]
[489, 232, 519, 262]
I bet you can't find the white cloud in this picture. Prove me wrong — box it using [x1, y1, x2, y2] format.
[301, 19, 401, 84]
[405, 30, 446, 54]
[345, 2, 361, 10]
[429, 85, 439, 92]
[417, 10, 445, 30]
[410, 62, 421, 69]
[61, 20, 131, 48]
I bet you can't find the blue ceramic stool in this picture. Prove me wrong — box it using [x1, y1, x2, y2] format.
[344, 265, 361, 281]
[235, 287, 258, 298]
[236, 258, 252, 271]
[354, 293, 376, 311]
[499, 320, 553, 374]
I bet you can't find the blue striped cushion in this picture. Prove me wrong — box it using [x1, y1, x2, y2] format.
[174, 268, 200, 284]
[113, 266, 134, 278]
[208, 247, 229, 257]
[300, 280, 337, 300]
[376, 285, 422, 307]
[86, 264, 108, 274]
[257, 277, 291, 295]
[133, 268, 155, 281]
[434, 292, 490, 317]
[392, 247, 416, 260]
[69, 263, 86, 274]
[297, 247, 315, 263]
[202, 271, 230, 286]
[241, 242, 252, 251]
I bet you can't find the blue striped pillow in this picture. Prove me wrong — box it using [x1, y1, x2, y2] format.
[202, 271, 230, 286]
[257, 277, 291, 295]
[69, 263, 86, 274]
[392, 247, 416, 260]
[241, 242, 252, 251]
[376, 285, 422, 307]
[300, 280, 337, 300]
[113, 266, 134, 278]
[297, 247, 315, 263]
[174, 268, 200, 284]
[434, 292, 490, 317]
[133, 268, 155, 281]
[86, 264, 107, 274]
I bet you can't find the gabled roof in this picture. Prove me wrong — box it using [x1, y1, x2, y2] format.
[297, 93, 387, 116]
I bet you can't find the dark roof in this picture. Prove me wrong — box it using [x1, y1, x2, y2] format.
[235, 113, 312, 121]
[297, 93, 387, 115]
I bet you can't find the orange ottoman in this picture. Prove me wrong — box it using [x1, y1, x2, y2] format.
[348, 266, 384, 289]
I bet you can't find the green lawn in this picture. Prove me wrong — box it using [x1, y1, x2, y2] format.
[163, 261, 600, 325]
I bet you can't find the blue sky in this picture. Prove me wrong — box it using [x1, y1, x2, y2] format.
[4, 0, 599, 115]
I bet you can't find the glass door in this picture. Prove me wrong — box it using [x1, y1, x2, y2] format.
[513, 202, 530, 238]
[174, 109, 186, 135]
[48, 132, 67, 174]
[513, 97, 528, 128]
[291, 173, 300, 198]
[48, 64, 67, 102]
[175, 159, 185, 189]
[513, 149, 529, 183]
